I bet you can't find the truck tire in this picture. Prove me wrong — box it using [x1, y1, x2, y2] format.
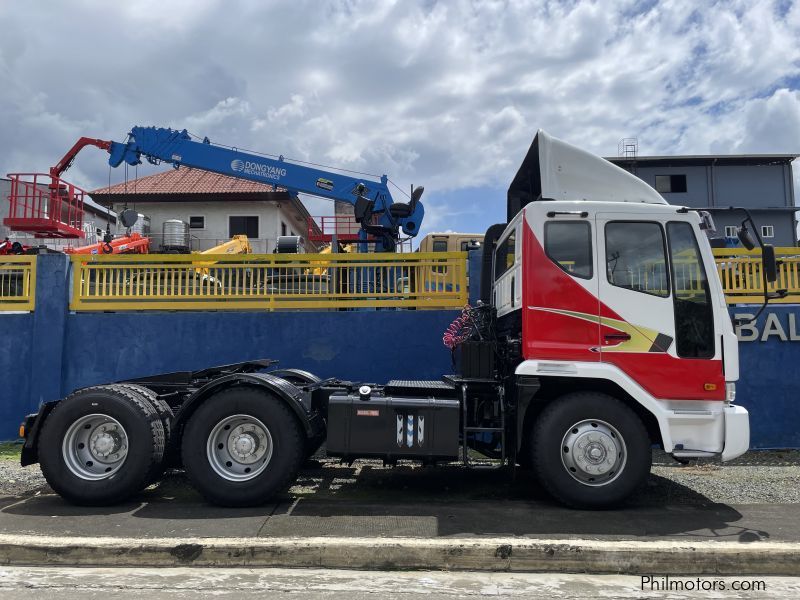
[115, 384, 173, 445]
[181, 387, 304, 507]
[38, 385, 165, 506]
[530, 392, 651, 509]
[116, 383, 176, 476]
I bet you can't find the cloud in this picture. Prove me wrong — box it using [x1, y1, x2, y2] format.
[1, 0, 799, 240]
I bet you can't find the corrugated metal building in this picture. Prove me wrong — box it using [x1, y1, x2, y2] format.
[607, 154, 798, 246]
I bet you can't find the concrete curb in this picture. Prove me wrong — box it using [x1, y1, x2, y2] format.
[0, 534, 798, 574]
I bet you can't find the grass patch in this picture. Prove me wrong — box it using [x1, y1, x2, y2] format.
[0, 442, 22, 461]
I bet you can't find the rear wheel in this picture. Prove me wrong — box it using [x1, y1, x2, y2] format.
[116, 383, 176, 476]
[181, 387, 304, 507]
[38, 385, 165, 505]
[530, 392, 651, 508]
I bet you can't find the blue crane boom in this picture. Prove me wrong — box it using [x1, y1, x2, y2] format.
[56, 126, 423, 251]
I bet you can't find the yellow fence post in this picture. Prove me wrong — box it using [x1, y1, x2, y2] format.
[0, 256, 36, 312]
[713, 247, 800, 304]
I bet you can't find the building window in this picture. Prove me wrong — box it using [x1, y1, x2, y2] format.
[654, 174, 687, 193]
[460, 240, 481, 251]
[229, 216, 259, 239]
[761, 225, 774, 239]
[189, 216, 205, 229]
[281, 221, 287, 236]
[724, 225, 738, 238]
[545, 221, 593, 279]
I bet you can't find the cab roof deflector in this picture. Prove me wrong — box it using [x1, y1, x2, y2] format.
[507, 129, 667, 220]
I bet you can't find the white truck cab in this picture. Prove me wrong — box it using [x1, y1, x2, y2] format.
[493, 131, 748, 478]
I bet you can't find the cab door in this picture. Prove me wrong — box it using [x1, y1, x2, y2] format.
[520, 206, 601, 362]
[596, 215, 723, 400]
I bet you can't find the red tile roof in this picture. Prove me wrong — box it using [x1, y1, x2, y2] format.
[92, 167, 282, 195]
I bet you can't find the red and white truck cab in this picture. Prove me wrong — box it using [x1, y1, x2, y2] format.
[494, 130, 748, 476]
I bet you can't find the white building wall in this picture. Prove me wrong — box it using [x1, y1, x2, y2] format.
[111, 200, 314, 253]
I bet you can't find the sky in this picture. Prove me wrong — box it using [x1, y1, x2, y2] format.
[2, 0, 800, 242]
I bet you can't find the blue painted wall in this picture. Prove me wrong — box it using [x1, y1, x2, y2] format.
[2, 255, 800, 449]
[729, 305, 800, 449]
[0, 314, 34, 439]
[0, 255, 458, 440]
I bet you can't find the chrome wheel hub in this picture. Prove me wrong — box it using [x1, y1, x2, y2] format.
[62, 414, 129, 480]
[207, 414, 273, 482]
[561, 419, 626, 486]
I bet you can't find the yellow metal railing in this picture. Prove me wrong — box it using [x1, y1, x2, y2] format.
[69, 252, 468, 311]
[0, 256, 36, 311]
[713, 248, 800, 304]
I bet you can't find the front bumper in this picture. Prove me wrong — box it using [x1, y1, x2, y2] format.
[721, 404, 750, 462]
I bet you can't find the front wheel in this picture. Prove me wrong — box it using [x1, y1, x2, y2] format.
[181, 387, 304, 507]
[530, 392, 651, 509]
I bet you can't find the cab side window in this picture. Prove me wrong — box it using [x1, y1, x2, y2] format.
[494, 230, 516, 281]
[667, 221, 714, 358]
[431, 240, 448, 273]
[605, 222, 669, 297]
[544, 221, 593, 279]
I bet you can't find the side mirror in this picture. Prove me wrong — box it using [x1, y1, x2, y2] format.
[763, 244, 777, 283]
[737, 225, 756, 250]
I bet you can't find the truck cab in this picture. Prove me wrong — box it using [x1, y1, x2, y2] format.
[485, 131, 748, 505]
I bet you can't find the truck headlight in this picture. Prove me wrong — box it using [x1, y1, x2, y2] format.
[725, 382, 736, 404]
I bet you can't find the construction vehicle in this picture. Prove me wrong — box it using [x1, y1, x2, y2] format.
[18, 130, 766, 509]
[63, 232, 150, 255]
[197, 235, 253, 256]
[193, 235, 252, 283]
[417, 232, 484, 253]
[5, 127, 424, 251]
[0, 238, 30, 255]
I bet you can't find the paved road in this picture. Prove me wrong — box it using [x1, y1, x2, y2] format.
[0, 567, 797, 599]
[1, 453, 800, 543]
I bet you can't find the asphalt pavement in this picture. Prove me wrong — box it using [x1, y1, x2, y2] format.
[1, 452, 799, 544]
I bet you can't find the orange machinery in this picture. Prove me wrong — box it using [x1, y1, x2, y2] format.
[63, 232, 150, 255]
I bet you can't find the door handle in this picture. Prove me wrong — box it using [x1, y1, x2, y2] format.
[604, 333, 631, 342]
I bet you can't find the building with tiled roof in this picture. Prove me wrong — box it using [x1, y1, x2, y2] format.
[91, 168, 322, 253]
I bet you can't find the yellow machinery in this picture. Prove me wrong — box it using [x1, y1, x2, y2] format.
[194, 235, 252, 281]
[310, 243, 353, 276]
[198, 235, 252, 256]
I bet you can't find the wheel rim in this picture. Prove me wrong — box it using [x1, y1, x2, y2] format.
[560, 419, 627, 486]
[206, 414, 273, 482]
[62, 414, 129, 481]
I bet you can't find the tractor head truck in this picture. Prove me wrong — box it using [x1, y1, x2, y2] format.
[17, 130, 761, 509]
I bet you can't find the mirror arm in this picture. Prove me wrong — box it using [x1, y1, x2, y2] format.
[725, 207, 777, 326]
